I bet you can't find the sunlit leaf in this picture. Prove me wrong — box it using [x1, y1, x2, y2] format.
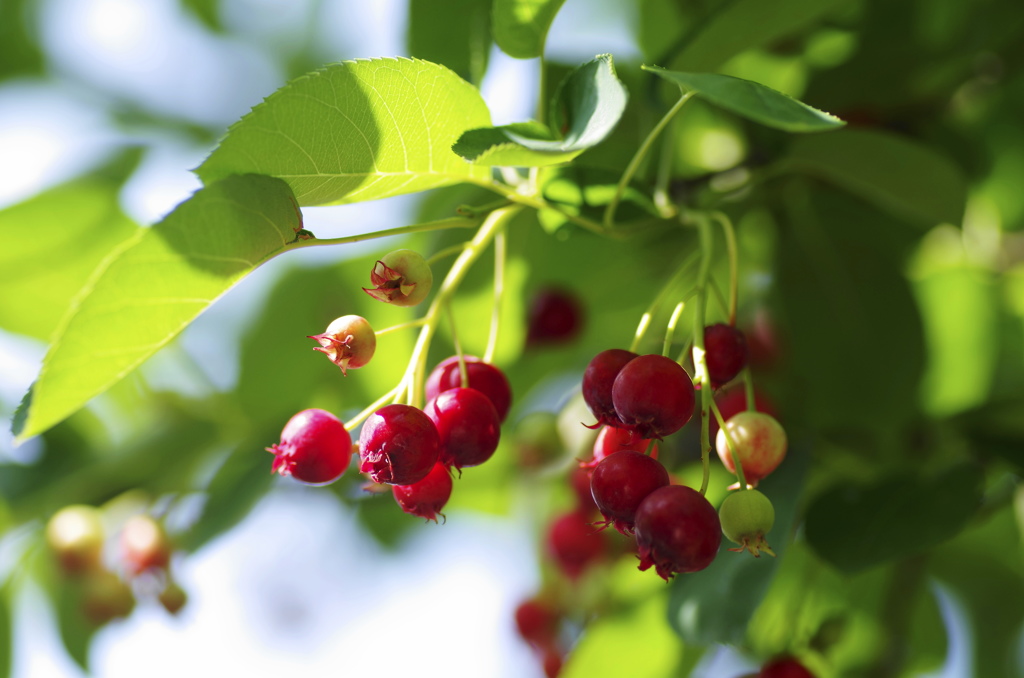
[645, 67, 844, 133]
[407, 0, 491, 85]
[14, 174, 301, 442]
[492, 0, 566, 59]
[196, 58, 493, 206]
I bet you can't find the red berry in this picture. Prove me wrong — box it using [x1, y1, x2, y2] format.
[709, 385, 776, 442]
[392, 462, 453, 522]
[582, 349, 638, 428]
[425, 387, 501, 470]
[363, 249, 433, 306]
[760, 656, 816, 678]
[715, 412, 787, 486]
[542, 645, 564, 678]
[634, 485, 721, 579]
[704, 323, 748, 386]
[426, 355, 512, 423]
[307, 315, 376, 375]
[514, 598, 560, 648]
[545, 510, 607, 580]
[590, 451, 670, 535]
[525, 287, 584, 347]
[585, 425, 658, 468]
[359, 404, 440, 485]
[268, 409, 351, 485]
[120, 515, 172, 576]
[611, 354, 695, 439]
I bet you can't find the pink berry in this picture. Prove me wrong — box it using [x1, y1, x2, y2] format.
[514, 598, 560, 648]
[307, 315, 376, 375]
[362, 249, 433, 306]
[267, 409, 351, 485]
[392, 462, 453, 522]
[634, 485, 721, 579]
[611, 354, 695, 439]
[590, 451, 670, 535]
[715, 411, 787, 486]
[359, 404, 440, 485]
[525, 287, 584, 347]
[426, 355, 512, 423]
[709, 385, 777, 442]
[704, 323, 748, 386]
[120, 515, 172, 577]
[545, 510, 607, 580]
[760, 657, 816, 678]
[584, 425, 659, 468]
[425, 387, 501, 470]
[582, 349, 638, 428]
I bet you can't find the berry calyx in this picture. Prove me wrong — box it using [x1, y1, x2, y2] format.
[719, 489, 776, 557]
[308, 315, 376, 375]
[268, 409, 352, 485]
[363, 248, 433, 306]
[582, 349, 638, 428]
[545, 510, 607, 580]
[704, 323, 749, 386]
[392, 462, 453, 522]
[425, 387, 501, 470]
[715, 411, 787, 487]
[584, 425, 658, 468]
[611, 354, 695, 439]
[590, 450, 670, 535]
[634, 485, 722, 579]
[46, 505, 105, 576]
[525, 287, 584, 347]
[425, 355, 512, 423]
[120, 514, 172, 576]
[514, 598, 561, 648]
[760, 656, 816, 678]
[359, 404, 440, 485]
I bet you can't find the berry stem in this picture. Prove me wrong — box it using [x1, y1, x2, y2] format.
[689, 212, 715, 496]
[711, 211, 739, 326]
[709, 397, 749, 489]
[469, 179, 610, 236]
[629, 252, 699, 353]
[605, 91, 695, 228]
[445, 302, 469, 389]
[741, 367, 757, 413]
[708, 277, 729, 318]
[662, 301, 686, 358]
[653, 119, 678, 219]
[426, 243, 469, 266]
[287, 215, 479, 250]
[344, 382, 406, 431]
[484, 227, 507, 364]
[375, 319, 428, 337]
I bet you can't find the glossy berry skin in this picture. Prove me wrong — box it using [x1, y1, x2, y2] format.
[525, 287, 584, 347]
[590, 451, 670, 535]
[704, 323, 749, 386]
[268, 409, 351, 486]
[716, 411, 787, 486]
[308, 315, 376, 375]
[634, 485, 722, 579]
[120, 515, 171, 576]
[760, 656, 816, 678]
[392, 462, 453, 522]
[582, 349, 638, 428]
[514, 598, 560, 648]
[363, 249, 433, 306]
[426, 387, 501, 470]
[546, 510, 607, 580]
[611, 354, 695, 439]
[359, 404, 440, 485]
[426, 356, 512, 423]
[585, 425, 658, 468]
[709, 385, 776, 442]
[719, 489, 775, 557]
[46, 505, 105, 576]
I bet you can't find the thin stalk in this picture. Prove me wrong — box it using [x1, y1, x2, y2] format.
[741, 367, 756, 413]
[708, 277, 729, 317]
[710, 398, 748, 489]
[711, 211, 739, 325]
[663, 301, 686, 358]
[288, 215, 478, 250]
[469, 179, 609, 236]
[629, 251, 699, 352]
[344, 382, 405, 431]
[446, 302, 469, 388]
[653, 119, 679, 219]
[691, 214, 714, 495]
[375, 318, 427, 337]
[484, 228, 507, 364]
[605, 91, 695, 228]
[426, 243, 468, 266]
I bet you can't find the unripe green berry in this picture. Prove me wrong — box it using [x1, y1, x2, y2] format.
[308, 315, 376, 375]
[363, 249, 433, 306]
[719, 489, 776, 557]
[46, 505, 105, 576]
[81, 570, 135, 626]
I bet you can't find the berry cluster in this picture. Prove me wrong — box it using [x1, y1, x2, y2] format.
[45, 506, 185, 625]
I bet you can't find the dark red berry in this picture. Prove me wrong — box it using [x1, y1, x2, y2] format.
[760, 656, 816, 678]
[514, 598, 560, 648]
[525, 287, 584, 347]
[358, 404, 440, 485]
[568, 466, 598, 516]
[425, 387, 501, 470]
[634, 485, 721, 579]
[392, 462, 453, 522]
[585, 425, 658, 468]
[590, 451, 670, 535]
[704, 323, 749, 386]
[582, 349, 638, 428]
[611, 354, 695, 439]
[426, 355, 512, 423]
[545, 510, 607, 580]
[267, 409, 351, 485]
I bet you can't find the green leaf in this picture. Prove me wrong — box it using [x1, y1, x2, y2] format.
[805, 463, 985, 574]
[196, 58, 493, 206]
[181, 0, 223, 32]
[670, 0, 852, 73]
[453, 55, 627, 166]
[644, 67, 844, 133]
[407, 0, 491, 85]
[785, 128, 968, 226]
[0, 180, 138, 340]
[492, 0, 566, 59]
[14, 174, 301, 442]
[667, 442, 810, 645]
